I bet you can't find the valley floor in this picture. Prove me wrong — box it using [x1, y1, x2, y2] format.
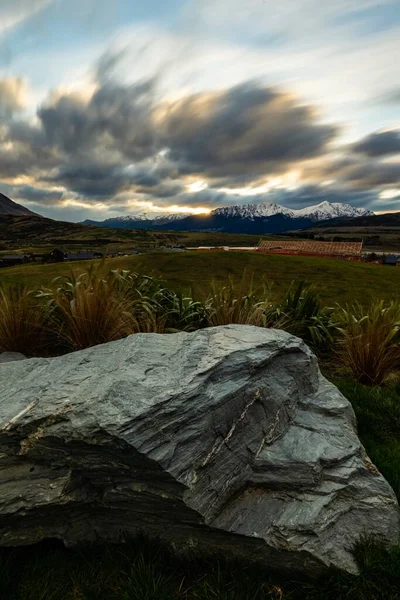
[1, 251, 400, 306]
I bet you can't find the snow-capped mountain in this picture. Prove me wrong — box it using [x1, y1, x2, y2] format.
[292, 201, 373, 221]
[211, 201, 372, 222]
[83, 213, 189, 228]
[212, 202, 293, 219]
[82, 201, 373, 234]
[115, 213, 190, 222]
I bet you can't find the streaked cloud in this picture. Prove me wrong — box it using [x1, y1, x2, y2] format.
[352, 130, 400, 157]
[0, 0, 398, 219]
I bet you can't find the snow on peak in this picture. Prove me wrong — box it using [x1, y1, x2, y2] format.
[294, 202, 373, 221]
[212, 202, 294, 220]
[212, 201, 372, 221]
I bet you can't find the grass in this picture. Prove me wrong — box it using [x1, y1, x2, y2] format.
[0, 286, 48, 354]
[0, 214, 264, 254]
[39, 266, 144, 351]
[2, 251, 400, 306]
[2, 264, 399, 386]
[336, 380, 400, 499]
[2, 533, 400, 599]
[1, 259, 400, 596]
[336, 301, 400, 385]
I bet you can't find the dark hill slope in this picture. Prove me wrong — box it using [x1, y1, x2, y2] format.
[0, 193, 38, 216]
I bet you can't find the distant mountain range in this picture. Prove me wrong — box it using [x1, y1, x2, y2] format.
[82, 201, 374, 235]
[0, 192, 376, 236]
[0, 192, 37, 216]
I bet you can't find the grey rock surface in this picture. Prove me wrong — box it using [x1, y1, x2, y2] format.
[0, 351, 26, 363]
[0, 325, 398, 575]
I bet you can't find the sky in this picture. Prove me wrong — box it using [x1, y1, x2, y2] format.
[0, 0, 399, 221]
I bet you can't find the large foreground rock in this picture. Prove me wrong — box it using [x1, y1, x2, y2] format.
[0, 326, 398, 575]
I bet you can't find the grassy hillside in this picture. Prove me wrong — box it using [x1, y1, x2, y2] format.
[0, 215, 262, 254]
[290, 212, 400, 252]
[2, 251, 399, 306]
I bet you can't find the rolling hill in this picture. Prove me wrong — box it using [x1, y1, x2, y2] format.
[0, 214, 263, 254]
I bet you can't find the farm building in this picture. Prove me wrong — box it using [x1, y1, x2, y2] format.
[66, 252, 102, 262]
[0, 254, 30, 267]
[257, 240, 363, 260]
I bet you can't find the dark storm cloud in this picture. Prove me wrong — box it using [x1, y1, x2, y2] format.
[324, 156, 400, 189]
[160, 82, 339, 176]
[38, 79, 157, 159]
[0, 64, 397, 214]
[45, 159, 183, 200]
[352, 130, 400, 157]
[0, 140, 57, 177]
[0, 182, 64, 205]
[46, 162, 128, 198]
[262, 185, 378, 210]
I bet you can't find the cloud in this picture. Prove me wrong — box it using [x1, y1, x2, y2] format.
[37, 78, 157, 160]
[323, 156, 400, 188]
[352, 129, 400, 156]
[160, 82, 339, 177]
[0, 0, 53, 31]
[172, 183, 379, 211]
[0, 77, 28, 118]
[0, 52, 398, 218]
[0, 181, 64, 205]
[378, 88, 400, 105]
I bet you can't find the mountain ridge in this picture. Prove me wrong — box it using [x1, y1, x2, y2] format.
[82, 201, 373, 234]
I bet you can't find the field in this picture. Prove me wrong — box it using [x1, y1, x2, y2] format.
[288, 213, 400, 252]
[2, 247, 400, 598]
[1, 250, 400, 306]
[0, 214, 263, 254]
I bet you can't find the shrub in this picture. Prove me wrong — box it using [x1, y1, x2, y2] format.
[335, 300, 400, 385]
[0, 285, 48, 355]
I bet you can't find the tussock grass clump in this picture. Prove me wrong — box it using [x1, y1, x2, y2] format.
[0, 285, 47, 355]
[206, 275, 278, 328]
[39, 265, 144, 351]
[336, 300, 400, 386]
[273, 281, 337, 352]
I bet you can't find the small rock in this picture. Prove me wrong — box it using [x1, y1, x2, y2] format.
[0, 352, 26, 363]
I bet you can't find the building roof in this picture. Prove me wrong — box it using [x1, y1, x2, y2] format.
[67, 253, 97, 260]
[257, 240, 363, 256]
[1, 254, 28, 260]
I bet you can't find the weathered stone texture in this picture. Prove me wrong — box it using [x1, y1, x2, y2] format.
[0, 326, 398, 574]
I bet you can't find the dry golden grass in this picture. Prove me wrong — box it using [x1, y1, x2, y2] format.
[41, 266, 142, 351]
[0, 285, 47, 354]
[336, 300, 400, 385]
